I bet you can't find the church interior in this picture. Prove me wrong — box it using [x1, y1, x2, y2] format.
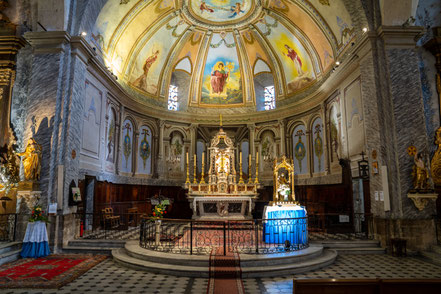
[0, 0, 441, 293]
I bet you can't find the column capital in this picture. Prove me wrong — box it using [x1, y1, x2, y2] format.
[377, 25, 424, 49]
[24, 31, 71, 54]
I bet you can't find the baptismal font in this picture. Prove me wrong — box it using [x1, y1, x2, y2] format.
[186, 124, 260, 220]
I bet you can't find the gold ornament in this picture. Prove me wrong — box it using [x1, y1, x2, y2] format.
[407, 145, 417, 156]
[431, 127, 441, 186]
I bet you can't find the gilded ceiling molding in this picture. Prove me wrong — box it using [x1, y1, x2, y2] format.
[189, 30, 212, 105]
[234, 29, 254, 104]
[249, 25, 285, 98]
[159, 26, 195, 96]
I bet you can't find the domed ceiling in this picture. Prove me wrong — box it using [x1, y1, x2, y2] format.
[91, 0, 355, 111]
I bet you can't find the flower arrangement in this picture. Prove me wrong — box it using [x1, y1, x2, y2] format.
[29, 205, 48, 223]
[150, 203, 167, 220]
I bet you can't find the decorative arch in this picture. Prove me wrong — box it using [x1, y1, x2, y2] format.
[291, 123, 308, 175]
[310, 116, 325, 173]
[138, 125, 153, 175]
[121, 116, 136, 173]
[105, 106, 117, 163]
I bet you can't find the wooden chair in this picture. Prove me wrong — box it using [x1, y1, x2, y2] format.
[101, 207, 120, 229]
[127, 207, 139, 226]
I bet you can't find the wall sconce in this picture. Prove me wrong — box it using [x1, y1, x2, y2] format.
[358, 151, 369, 179]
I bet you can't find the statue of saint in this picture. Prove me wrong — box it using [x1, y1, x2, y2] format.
[17, 138, 42, 181]
[412, 152, 429, 190]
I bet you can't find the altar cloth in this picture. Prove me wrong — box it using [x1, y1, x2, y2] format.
[21, 221, 50, 258]
[263, 205, 308, 245]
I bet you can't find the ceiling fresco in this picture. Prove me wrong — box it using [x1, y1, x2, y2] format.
[92, 0, 355, 109]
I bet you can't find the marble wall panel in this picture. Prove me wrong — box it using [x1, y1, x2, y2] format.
[292, 124, 308, 175]
[344, 78, 365, 158]
[137, 125, 152, 175]
[81, 80, 102, 158]
[312, 117, 325, 173]
[121, 119, 134, 173]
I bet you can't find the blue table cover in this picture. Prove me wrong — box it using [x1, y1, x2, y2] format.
[263, 205, 307, 245]
[21, 221, 50, 258]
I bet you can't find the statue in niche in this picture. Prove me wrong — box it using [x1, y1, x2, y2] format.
[412, 152, 431, 191]
[431, 127, 441, 186]
[17, 138, 42, 182]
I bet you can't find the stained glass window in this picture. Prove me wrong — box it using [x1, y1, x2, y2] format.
[168, 85, 178, 111]
[264, 85, 275, 110]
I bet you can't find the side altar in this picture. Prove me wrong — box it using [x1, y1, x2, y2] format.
[185, 126, 260, 220]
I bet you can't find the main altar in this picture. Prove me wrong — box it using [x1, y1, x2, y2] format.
[186, 125, 260, 220]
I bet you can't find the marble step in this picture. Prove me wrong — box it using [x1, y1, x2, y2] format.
[241, 249, 338, 278]
[0, 242, 21, 255]
[311, 240, 381, 248]
[113, 248, 209, 277]
[62, 245, 116, 255]
[333, 247, 386, 254]
[113, 244, 338, 277]
[420, 251, 441, 267]
[431, 245, 441, 255]
[68, 239, 126, 248]
[124, 240, 325, 267]
[0, 249, 21, 266]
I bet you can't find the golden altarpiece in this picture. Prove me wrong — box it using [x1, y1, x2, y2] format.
[186, 127, 260, 219]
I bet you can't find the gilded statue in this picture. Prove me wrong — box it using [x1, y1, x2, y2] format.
[17, 138, 42, 181]
[412, 152, 429, 190]
[431, 127, 441, 186]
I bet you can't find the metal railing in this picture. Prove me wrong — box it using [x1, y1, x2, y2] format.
[0, 213, 17, 242]
[75, 212, 145, 240]
[308, 213, 373, 240]
[139, 217, 309, 255]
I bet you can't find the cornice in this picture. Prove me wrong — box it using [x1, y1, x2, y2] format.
[377, 25, 424, 49]
[24, 31, 71, 54]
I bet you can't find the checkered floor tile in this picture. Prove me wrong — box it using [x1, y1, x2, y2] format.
[3, 254, 441, 294]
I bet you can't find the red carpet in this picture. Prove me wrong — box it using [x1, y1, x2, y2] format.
[0, 254, 107, 289]
[207, 247, 244, 294]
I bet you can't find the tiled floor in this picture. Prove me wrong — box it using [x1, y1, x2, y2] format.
[3, 254, 441, 294]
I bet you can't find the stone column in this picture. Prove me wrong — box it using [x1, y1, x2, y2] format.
[157, 119, 165, 176]
[133, 131, 139, 176]
[320, 103, 330, 174]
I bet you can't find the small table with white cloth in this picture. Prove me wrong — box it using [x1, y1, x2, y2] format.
[21, 221, 50, 258]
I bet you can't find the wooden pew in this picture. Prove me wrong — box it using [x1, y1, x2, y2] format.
[293, 278, 441, 294]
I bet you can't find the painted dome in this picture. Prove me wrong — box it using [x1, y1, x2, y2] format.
[91, 0, 355, 111]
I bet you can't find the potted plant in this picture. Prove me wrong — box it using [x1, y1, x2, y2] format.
[150, 204, 167, 245]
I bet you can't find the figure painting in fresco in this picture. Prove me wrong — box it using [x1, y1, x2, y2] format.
[133, 50, 160, 92]
[283, 44, 303, 76]
[229, 1, 245, 18]
[200, 1, 214, 13]
[210, 61, 230, 95]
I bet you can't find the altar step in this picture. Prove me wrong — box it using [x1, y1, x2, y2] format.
[0, 242, 22, 266]
[112, 240, 337, 277]
[420, 245, 441, 267]
[311, 240, 386, 254]
[62, 239, 126, 254]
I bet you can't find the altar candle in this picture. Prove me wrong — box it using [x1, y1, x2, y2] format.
[248, 154, 251, 169]
[256, 152, 259, 165]
[194, 154, 197, 167]
[186, 152, 189, 164]
[202, 152, 205, 166]
[240, 152, 242, 164]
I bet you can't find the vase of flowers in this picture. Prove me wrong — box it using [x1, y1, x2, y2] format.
[151, 204, 167, 246]
[29, 205, 48, 223]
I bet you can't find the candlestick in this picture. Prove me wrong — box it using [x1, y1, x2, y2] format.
[248, 154, 252, 184]
[254, 152, 259, 184]
[238, 151, 244, 184]
[200, 152, 206, 184]
[193, 155, 197, 184]
[185, 152, 190, 184]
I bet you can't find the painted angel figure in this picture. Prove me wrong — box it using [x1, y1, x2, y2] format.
[283, 44, 304, 76]
[200, 1, 214, 13]
[229, 1, 245, 18]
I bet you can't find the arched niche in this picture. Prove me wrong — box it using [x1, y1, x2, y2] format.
[259, 130, 276, 176]
[254, 72, 276, 111]
[137, 125, 153, 175]
[311, 117, 325, 173]
[196, 140, 205, 173]
[167, 130, 185, 172]
[121, 118, 135, 173]
[240, 140, 250, 175]
[292, 124, 308, 175]
[328, 103, 341, 164]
